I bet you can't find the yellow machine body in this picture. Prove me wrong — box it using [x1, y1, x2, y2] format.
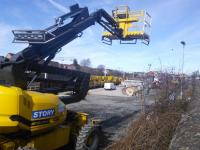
[0, 125, 71, 150]
[0, 85, 66, 134]
[0, 85, 89, 150]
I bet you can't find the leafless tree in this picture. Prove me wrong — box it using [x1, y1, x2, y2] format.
[80, 58, 91, 67]
[97, 64, 105, 70]
[73, 59, 81, 70]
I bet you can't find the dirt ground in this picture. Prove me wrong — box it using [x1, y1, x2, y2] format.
[67, 87, 155, 149]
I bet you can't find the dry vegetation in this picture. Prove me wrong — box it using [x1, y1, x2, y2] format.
[106, 74, 195, 150]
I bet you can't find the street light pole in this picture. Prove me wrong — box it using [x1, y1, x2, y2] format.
[158, 57, 162, 72]
[180, 41, 186, 100]
[148, 64, 152, 72]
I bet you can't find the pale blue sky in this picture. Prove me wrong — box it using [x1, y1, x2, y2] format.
[0, 0, 200, 73]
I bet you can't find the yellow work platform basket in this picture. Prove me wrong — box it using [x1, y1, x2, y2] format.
[102, 6, 151, 45]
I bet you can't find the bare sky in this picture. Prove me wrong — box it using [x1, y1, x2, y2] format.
[0, 0, 200, 73]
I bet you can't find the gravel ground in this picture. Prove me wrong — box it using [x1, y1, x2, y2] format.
[88, 86, 127, 97]
[67, 87, 156, 149]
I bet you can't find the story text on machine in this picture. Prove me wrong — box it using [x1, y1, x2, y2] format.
[32, 109, 55, 119]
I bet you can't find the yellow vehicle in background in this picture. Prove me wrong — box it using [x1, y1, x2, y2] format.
[90, 76, 122, 88]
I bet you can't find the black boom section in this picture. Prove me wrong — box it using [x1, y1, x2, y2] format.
[10, 4, 122, 64]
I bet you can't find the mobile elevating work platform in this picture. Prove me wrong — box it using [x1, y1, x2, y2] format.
[0, 4, 151, 150]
